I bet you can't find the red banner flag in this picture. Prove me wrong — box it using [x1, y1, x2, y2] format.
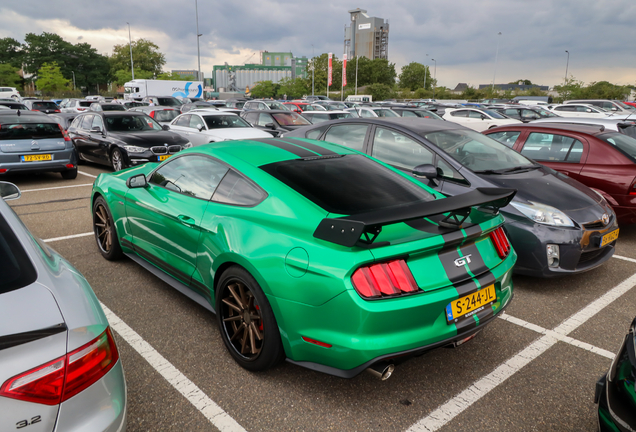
[342, 54, 347, 87]
[328, 53, 333, 87]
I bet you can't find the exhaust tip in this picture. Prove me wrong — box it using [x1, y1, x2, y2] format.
[366, 362, 395, 380]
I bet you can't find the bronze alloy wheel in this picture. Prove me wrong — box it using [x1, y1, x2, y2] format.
[220, 280, 264, 359]
[92, 196, 123, 261]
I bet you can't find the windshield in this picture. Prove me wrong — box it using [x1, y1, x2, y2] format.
[105, 115, 163, 132]
[537, 109, 557, 117]
[614, 101, 635, 110]
[157, 97, 182, 107]
[482, 109, 506, 119]
[600, 133, 636, 161]
[272, 112, 311, 126]
[203, 115, 250, 129]
[373, 109, 399, 117]
[423, 128, 535, 172]
[260, 154, 435, 215]
[413, 110, 443, 120]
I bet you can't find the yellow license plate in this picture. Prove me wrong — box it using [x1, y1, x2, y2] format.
[446, 284, 496, 323]
[158, 155, 171, 161]
[22, 154, 52, 162]
[600, 229, 619, 247]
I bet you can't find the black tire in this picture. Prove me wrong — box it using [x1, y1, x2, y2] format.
[110, 148, 126, 172]
[92, 196, 123, 261]
[61, 168, 77, 179]
[216, 266, 284, 371]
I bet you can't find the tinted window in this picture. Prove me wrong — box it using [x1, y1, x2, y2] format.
[91, 115, 104, 130]
[521, 133, 583, 163]
[203, 115, 250, 129]
[32, 102, 58, 110]
[305, 124, 329, 140]
[0, 213, 37, 294]
[212, 170, 266, 206]
[105, 115, 162, 132]
[402, 110, 418, 117]
[451, 110, 468, 117]
[0, 122, 63, 140]
[600, 133, 636, 161]
[150, 155, 229, 199]
[80, 115, 94, 130]
[371, 127, 434, 169]
[272, 112, 311, 126]
[424, 129, 534, 172]
[101, 104, 126, 111]
[555, 105, 576, 112]
[323, 124, 367, 152]
[503, 109, 521, 119]
[174, 114, 191, 127]
[261, 154, 435, 215]
[487, 131, 521, 147]
[157, 97, 181, 107]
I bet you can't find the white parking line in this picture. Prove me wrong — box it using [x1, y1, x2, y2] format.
[613, 254, 636, 264]
[78, 170, 98, 178]
[21, 183, 94, 193]
[43, 232, 93, 243]
[100, 302, 246, 432]
[406, 272, 636, 432]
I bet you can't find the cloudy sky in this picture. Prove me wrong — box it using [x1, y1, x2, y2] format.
[1, 0, 634, 89]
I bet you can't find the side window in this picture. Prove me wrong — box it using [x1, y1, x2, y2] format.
[521, 133, 584, 163]
[402, 110, 418, 117]
[323, 124, 368, 151]
[305, 124, 329, 139]
[436, 158, 466, 183]
[257, 113, 273, 126]
[467, 110, 484, 119]
[360, 109, 375, 118]
[521, 110, 540, 120]
[81, 115, 94, 130]
[175, 114, 191, 127]
[70, 116, 82, 129]
[150, 155, 229, 199]
[245, 112, 258, 124]
[556, 105, 575, 112]
[371, 127, 434, 169]
[311, 114, 329, 123]
[189, 115, 204, 130]
[451, 110, 468, 117]
[503, 109, 520, 119]
[576, 105, 592, 112]
[212, 170, 266, 206]
[91, 116, 104, 130]
[488, 131, 521, 148]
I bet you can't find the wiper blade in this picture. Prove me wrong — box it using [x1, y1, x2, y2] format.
[500, 165, 541, 173]
[474, 169, 504, 175]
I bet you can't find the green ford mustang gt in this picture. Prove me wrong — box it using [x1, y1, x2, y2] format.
[91, 137, 517, 378]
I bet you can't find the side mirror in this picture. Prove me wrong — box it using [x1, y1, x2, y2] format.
[481, 115, 487, 120]
[586, 109, 592, 113]
[91, 126, 103, 134]
[197, 124, 204, 132]
[0, 181, 21, 200]
[412, 164, 438, 179]
[126, 174, 147, 189]
[162, 124, 170, 131]
[265, 122, 276, 129]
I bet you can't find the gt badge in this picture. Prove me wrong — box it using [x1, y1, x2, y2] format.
[454, 255, 472, 267]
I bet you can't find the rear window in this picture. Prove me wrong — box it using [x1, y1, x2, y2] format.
[0, 103, 28, 110]
[260, 154, 435, 215]
[154, 110, 180, 122]
[101, 105, 126, 111]
[79, 101, 92, 107]
[0, 212, 37, 294]
[0, 123, 63, 140]
[32, 102, 58, 110]
[599, 133, 636, 161]
[157, 98, 182, 107]
[272, 112, 311, 126]
[618, 123, 636, 139]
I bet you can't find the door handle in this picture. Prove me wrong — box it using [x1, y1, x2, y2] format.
[178, 215, 196, 226]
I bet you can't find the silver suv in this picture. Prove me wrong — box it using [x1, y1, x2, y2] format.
[564, 99, 636, 114]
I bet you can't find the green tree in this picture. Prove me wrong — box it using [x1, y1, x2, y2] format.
[276, 77, 310, 99]
[0, 64, 22, 88]
[250, 80, 280, 98]
[344, 56, 396, 88]
[0, 37, 23, 68]
[109, 38, 166, 78]
[157, 71, 196, 80]
[113, 68, 154, 86]
[399, 62, 431, 91]
[509, 79, 534, 85]
[366, 83, 395, 101]
[36, 62, 70, 94]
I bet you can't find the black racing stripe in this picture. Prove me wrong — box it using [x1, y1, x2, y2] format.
[455, 315, 478, 332]
[407, 217, 482, 249]
[462, 224, 483, 244]
[439, 247, 470, 284]
[280, 138, 339, 156]
[454, 279, 479, 297]
[252, 138, 317, 158]
[460, 242, 489, 278]
[476, 306, 495, 324]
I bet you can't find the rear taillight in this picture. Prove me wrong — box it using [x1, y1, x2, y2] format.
[629, 178, 636, 195]
[0, 327, 119, 405]
[351, 259, 419, 299]
[58, 124, 71, 141]
[77, 108, 86, 111]
[490, 227, 511, 259]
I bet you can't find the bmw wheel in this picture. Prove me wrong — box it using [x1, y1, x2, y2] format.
[110, 148, 126, 172]
[92, 196, 123, 260]
[216, 266, 284, 371]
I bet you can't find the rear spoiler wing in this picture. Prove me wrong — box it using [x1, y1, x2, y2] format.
[313, 187, 516, 247]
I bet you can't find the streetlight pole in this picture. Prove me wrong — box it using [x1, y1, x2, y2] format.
[424, 53, 428, 92]
[564, 50, 570, 86]
[71, 71, 76, 90]
[491, 32, 502, 93]
[355, 55, 358, 95]
[311, 44, 315, 96]
[195, 0, 202, 81]
[127, 23, 134, 80]
[431, 58, 436, 98]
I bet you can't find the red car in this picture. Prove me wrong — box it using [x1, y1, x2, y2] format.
[485, 123, 636, 225]
[624, 101, 636, 108]
[283, 102, 324, 113]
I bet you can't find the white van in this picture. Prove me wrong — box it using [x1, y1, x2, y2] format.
[0, 87, 20, 99]
[346, 94, 373, 103]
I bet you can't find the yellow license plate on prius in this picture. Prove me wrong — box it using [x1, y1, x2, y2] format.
[22, 154, 52, 162]
[158, 155, 171, 161]
[446, 284, 496, 323]
[600, 229, 619, 247]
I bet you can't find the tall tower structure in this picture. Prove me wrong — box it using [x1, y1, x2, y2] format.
[344, 8, 389, 61]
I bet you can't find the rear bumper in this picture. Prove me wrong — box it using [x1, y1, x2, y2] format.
[0, 150, 77, 175]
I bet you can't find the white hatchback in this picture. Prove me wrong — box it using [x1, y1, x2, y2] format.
[0, 87, 20, 99]
[442, 107, 522, 131]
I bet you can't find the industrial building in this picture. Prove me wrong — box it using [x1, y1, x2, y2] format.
[212, 52, 308, 93]
[344, 8, 389, 61]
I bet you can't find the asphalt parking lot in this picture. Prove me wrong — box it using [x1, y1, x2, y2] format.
[6, 164, 636, 432]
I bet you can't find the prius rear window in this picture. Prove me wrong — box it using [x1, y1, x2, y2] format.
[261, 154, 434, 215]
